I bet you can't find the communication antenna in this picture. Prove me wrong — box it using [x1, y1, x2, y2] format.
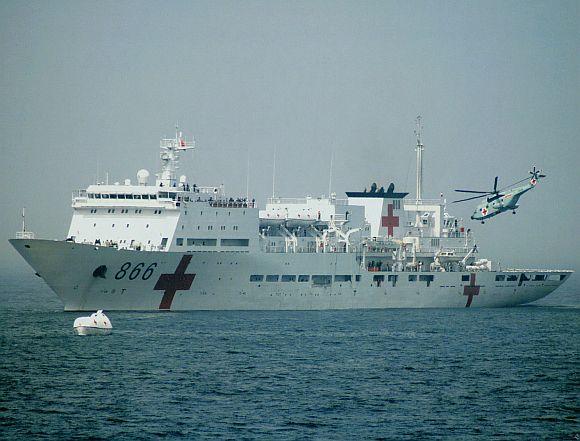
[272, 147, 276, 198]
[245, 151, 250, 202]
[414, 115, 424, 203]
[328, 151, 334, 198]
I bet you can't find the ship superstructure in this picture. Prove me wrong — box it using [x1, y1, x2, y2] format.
[10, 122, 572, 310]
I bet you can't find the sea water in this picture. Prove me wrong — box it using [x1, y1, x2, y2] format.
[0, 270, 578, 440]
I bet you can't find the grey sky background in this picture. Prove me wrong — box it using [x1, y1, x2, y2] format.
[1, 1, 579, 282]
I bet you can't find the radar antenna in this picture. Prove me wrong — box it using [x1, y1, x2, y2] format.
[156, 125, 195, 187]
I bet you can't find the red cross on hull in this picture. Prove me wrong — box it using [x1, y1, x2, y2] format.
[463, 273, 480, 307]
[381, 204, 399, 237]
[154, 255, 195, 310]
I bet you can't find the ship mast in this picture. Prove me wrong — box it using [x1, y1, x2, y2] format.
[414, 115, 424, 203]
[156, 124, 195, 188]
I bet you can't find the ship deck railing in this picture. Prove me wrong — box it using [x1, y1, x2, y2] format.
[267, 197, 348, 206]
[15, 231, 35, 239]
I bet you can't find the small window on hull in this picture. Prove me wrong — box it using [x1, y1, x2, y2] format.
[373, 275, 385, 287]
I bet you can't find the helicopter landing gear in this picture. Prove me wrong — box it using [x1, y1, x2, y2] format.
[512, 210, 516, 214]
[481, 221, 485, 224]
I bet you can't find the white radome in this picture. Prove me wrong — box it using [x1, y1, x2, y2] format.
[137, 169, 150, 186]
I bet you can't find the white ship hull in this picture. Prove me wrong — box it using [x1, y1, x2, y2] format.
[10, 239, 571, 311]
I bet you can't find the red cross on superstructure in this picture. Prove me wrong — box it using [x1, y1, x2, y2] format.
[154, 255, 195, 310]
[463, 273, 480, 307]
[381, 203, 399, 237]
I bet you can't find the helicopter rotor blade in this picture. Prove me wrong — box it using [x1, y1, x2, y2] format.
[454, 189, 490, 194]
[452, 194, 489, 204]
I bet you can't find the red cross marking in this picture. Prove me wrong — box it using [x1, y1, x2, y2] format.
[482, 207, 488, 216]
[381, 204, 399, 237]
[463, 273, 480, 307]
[154, 255, 195, 310]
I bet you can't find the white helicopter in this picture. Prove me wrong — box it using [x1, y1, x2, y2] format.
[453, 166, 546, 224]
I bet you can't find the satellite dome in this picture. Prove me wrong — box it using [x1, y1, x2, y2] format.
[137, 169, 150, 186]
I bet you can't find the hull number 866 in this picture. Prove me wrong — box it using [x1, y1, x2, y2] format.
[115, 262, 157, 280]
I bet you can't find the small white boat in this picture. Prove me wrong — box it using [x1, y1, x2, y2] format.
[73, 310, 112, 335]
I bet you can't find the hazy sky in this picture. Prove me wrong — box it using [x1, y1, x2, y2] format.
[1, 1, 578, 278]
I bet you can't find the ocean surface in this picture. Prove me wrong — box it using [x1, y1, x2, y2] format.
[0, 270, 578, 440]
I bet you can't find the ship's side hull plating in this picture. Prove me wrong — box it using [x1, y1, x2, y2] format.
[10, 239, 571, 311]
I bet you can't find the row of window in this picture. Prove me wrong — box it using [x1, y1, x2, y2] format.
[250, 274, 350, 284]
[175, 238, 249, 247]
[100, 209, 153, 214]
[93, 223, 151, 228]
[495, 274, 564, 282]
[249, 273, 558, 284]
[88, 193, 158, 200]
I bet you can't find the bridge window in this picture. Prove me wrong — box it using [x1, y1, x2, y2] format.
[533, 274, 546, 281]
[221, 239, 249, 247]
[281, 275, 296, 282]
[408, 275, 417, 282]
[134, 194, 141, 199]
[266, 275, 279, 282]
[176, 238, 184, 246]
[298, 275, 310, 282]
[312, 275, 332, 286]
[373, 275, 385, 287]
[495, 275, 505, 281]
[159, 192, 169, 199]
[393, 200, 401, 209]
[250, 275, 263, 282]
[118, 194, 125, 199]
[355, 275, 361, 282]
[186, 238, 217, 246]
[126, 194, 133, 199]
[419, 275, 434, 287]
[506, 275, 517, 281]
[110, 194, 117, 199]
[560, 274, 567, 281]
[335, 275, 351, 282]
[95, 194, 101, 199]
[101, 194, 109, 199]
[150, 194, 157, 199]
[461, 275, 470, 282]
[388, 275, 398, 286]
[141, 194, 149, 199]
